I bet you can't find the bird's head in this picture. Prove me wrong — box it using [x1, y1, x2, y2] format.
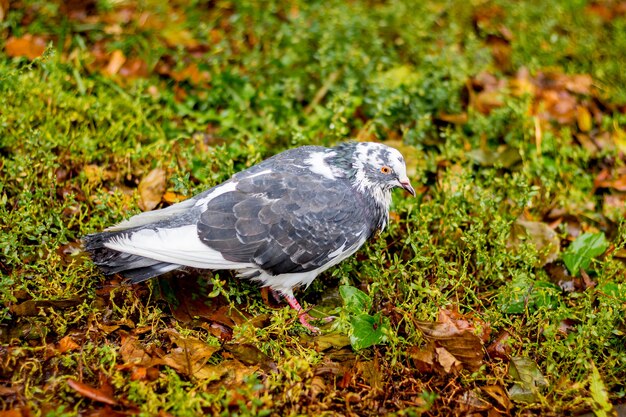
[349, 142, 416, 197]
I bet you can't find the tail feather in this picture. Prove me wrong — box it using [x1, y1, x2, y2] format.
[83, 230, 182, 282]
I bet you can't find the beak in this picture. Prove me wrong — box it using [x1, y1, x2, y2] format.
[399, 178, 416, 196]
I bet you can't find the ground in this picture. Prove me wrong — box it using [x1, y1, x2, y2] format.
[0, 0, 625, 416]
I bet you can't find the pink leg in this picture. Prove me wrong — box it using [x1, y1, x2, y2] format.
[284, 294, 334, 332]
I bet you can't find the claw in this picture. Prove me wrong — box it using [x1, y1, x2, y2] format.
[284, 294, 334, 332]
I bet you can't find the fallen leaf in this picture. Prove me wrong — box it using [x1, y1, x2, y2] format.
[67, 379, 117, 405]
[508, 356, 548, 403]
[5, 35, 46, 59]
[0, 410, 25, 417]
[308, 376, 327, 398]
[138, 168, 166, 211]
[486, 331, 512, 360]
[577, 106, 593, 132]
[357, 357, 383, 392]
[507, 219, 560, 267]
[482, 385, 511, 412]
[408, 344, 435, 373]
[223, 343, 277, 373]
[57, 335, 80, 353]
[0, 0, 8, 22]
[161, 27, 198, 48]
[416, 311, 485, 371]
[119, 333, 154, 367]
[310, 333, 352, 351]
[10, 298, 83, 316]
[170, 63, 211, 85]
[589, 362, 616, 417]
[557, 319, 577, 336]
[160, 330, 221, 379]
[435, 346, 461, 373]
[163, 191, 188, 204]
[437, 112, 468, 124]
[474, 90, 504, 114]
[466, 146, 521, 168]
[104, 50, 126, 76]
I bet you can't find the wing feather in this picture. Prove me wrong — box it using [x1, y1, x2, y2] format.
[197, 171, 373, 275]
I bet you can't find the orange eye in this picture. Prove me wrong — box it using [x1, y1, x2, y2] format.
[380, 166, 392, 174]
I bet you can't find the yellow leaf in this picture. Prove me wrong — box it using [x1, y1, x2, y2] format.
[577, 106, 592, 132]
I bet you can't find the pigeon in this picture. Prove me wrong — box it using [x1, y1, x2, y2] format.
[84, 141, 415, 331]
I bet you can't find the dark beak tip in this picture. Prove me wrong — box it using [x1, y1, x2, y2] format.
[400, 181, 416, 197]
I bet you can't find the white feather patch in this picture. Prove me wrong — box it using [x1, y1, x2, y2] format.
[104, 225, 254, 270]
[305, 151, 336, 179]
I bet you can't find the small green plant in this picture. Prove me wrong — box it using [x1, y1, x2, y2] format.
[340, 285, 391, 350]
[563, 232, 609, 276]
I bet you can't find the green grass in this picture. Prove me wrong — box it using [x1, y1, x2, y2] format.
[1, 0, 625, 415]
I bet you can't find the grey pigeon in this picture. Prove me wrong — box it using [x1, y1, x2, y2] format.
[84, 142, 415, 331]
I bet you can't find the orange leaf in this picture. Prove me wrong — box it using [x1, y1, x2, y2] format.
[104, 50, 126, 76]
[5, 35, 46, 60]
[57, 335, 80, 353]
[0, 410, 24, 417]
[163, 191, 188, 204]
[67, 379, 117, 405]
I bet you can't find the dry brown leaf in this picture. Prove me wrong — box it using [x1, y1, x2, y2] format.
[170, 63, 211, 85]
[564, 74, 593, 95]
[104, 50, 126, 76]
[475, 90, 504, 114]
[67, 379, 117, 405]
[437, 112, 468, 124]
[482, 385, 512, 411]
[357, 358, 383, 392]
[138, 168, 166, 211]
[223, 343, 277, 373]
[5, 35, 46, 59]
[0, 0, 9, 22]
[57, 335, 80, 353]
[118, 58, 149, 79]
[160, 330, 221, 379]
[486, 331, 512, 360]
[10, 298, 83, 316]
[119, 334, 154, 367]
[308, 375, 326, 398]
[603, 194, 626, 221]
[507, 219, 561, 267]
[435, 347, 461, 373]
[408, 344, 435, 373]
[416, 310, 485, 371]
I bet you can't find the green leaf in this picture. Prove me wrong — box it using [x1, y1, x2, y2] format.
[589, 362, 615, 417]
[563, 232, 609, 276]
[339, 285, 372, 314]
[498, 277, 560, 314]
[349, 312, 390, 350]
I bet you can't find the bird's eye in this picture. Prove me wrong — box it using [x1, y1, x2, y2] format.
[380, 166, 392, 174]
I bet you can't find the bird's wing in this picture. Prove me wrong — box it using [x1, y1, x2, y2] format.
[197, 171, 372, 275]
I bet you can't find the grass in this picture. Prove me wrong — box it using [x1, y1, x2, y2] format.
[1, 0, 625, 415]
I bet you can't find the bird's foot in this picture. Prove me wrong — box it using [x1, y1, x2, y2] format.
[284, 294, 335, 333]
